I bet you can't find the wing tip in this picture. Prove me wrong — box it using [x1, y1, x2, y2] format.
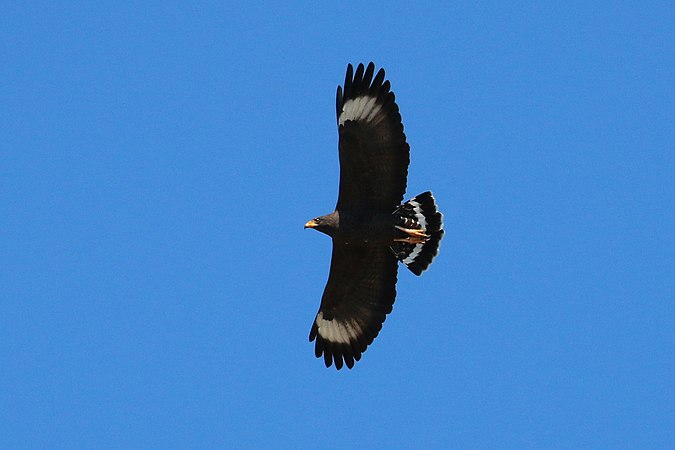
[310, 309, 392, 371]
[338, 61, 391, 104]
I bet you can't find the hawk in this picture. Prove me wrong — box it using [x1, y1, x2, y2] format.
[305, 62, 444, 370]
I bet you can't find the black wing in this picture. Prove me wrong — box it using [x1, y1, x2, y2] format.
[335, 62, 410, 213]
[309, 243, 398, 370]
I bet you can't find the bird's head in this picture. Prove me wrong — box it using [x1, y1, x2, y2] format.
[304, 212, 338, 237]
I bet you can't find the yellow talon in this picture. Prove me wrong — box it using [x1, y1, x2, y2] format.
[394, 226, 429, 244]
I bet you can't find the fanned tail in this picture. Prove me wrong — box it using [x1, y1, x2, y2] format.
[390, 191, 444, 276]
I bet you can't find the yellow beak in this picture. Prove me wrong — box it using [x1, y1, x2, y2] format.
[304, 219, 318, 229]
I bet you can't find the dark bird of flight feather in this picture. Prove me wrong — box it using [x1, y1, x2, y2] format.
[305, 63, 444, 370]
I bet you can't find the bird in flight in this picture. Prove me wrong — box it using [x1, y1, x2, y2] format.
[305, 62, 444, 370]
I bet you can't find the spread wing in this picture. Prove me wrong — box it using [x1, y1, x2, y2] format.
[309, 243, 398, 370]
[335, 63, 410, 212]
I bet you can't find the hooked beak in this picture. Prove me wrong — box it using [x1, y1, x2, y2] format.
[304, 219, 318, 229]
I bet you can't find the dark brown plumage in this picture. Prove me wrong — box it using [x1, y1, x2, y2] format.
[305, 63, 444, 370]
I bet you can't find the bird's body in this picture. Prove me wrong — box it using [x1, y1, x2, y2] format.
[305, 63, 444, 370]
[309, 210, 401, 245]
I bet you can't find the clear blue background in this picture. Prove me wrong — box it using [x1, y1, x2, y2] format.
[2, 2, 673, 448]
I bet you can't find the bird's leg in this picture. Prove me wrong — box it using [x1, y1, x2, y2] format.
[394, 226, 429, 244]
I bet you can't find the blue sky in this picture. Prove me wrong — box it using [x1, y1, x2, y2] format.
[2, 1, 674, 448]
